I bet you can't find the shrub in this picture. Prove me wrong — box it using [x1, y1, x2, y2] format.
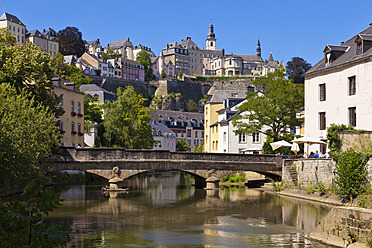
[334, 148, 370, 202]
[307, 184, 316, 195]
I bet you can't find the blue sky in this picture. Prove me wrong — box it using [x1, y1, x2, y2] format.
[5, 0, 372, 66]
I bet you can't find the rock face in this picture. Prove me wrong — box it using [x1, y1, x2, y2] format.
[88, 76, 254, 111]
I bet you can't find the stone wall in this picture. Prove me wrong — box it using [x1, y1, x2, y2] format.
[309, 206, 372, 247]
[283, 158, 372, 187]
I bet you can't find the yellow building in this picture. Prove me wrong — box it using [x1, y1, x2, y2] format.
[0, 12, 26, 45]
[204, 90, 248, 153]
[53, 77, 85, 147]
[26, 28, 59, 56]
[204, 102, 223, 152]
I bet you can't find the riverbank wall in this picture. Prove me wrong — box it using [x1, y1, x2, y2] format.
[309, 206, 372, 247]
[282, 158, 372, 187]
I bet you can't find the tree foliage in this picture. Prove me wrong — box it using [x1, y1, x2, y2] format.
[232, 69, 304, 141]
[52, 53, 91, 90]
[0, 84, 59, 190]
[0, 185, 70, 247]
[100, 48, 121, 60]
[160, 69, 166, 79]
[185, 99, 198, 112]
[57, 27, 86, 57]
[327, 123, 355, 154]
[136, 50, 154, 81]
[84, 94, 103, 124]
[286, 57, 312, 84]
[176, 139, 190, 152]
[103, 86, 154, 148]
[334, 148, 370, 202]
[0, 28, 61, 116]
[194, 141, 204, 153]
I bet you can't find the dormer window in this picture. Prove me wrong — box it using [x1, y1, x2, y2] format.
[357, 42, 362, 54]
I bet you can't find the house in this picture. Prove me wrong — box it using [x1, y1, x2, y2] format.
[26, 28, 59, 56]
[79, 52, 114, 78]
[304, 23, 372, 153]
[0, 12, 26, 45]
[53, 77, 84, 147]
[121, 58, 145, 81]
[217, 99, 266, 154]
[105, 38, 134, 60]
[152, 56, 175, 79]
[150, 110, 204, 151]
[79, 84, 117, 147]
[85, 39, 102, 57]
[133, 44, 156, 59]
[149, 122, 177, 152]
[204, 90, 247, 153]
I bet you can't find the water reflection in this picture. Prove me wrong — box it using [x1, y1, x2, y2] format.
[49, 171, 331, 248]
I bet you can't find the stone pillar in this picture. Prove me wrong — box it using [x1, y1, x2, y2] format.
[205, 176, 220, 190]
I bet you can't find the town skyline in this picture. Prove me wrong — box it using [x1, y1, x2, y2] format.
[4, 0, 372, 66]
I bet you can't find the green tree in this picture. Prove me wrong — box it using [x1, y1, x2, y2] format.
[52, 53, 91, 90]
[103, 86, 154, 148]
[57, 27, 86, 57]
[327, 123, 355, 154]
[232, 69, 303, 141]
[84, 94, 103, 123]
[100, 48, 121, 60]
[160, 69, 166, 79]
[185, 99, 198, 112]
[0, 28, 61, 116]
[286, 57, 312, 84]
[0, 83, 59, 190]
[194, 141, 204, 152]
[136, 50, 154, 81]
[176, 139, 190, 152]
[334, 148, 370, 202]
[178, 71, 183, 79]
[0, 185, 70, 247]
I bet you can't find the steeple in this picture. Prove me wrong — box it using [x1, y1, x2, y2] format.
[256, 38, 261, 57]
[207, 22, 215, 39]
[268, 52, 274, 62]
[206, 22, 216, 50]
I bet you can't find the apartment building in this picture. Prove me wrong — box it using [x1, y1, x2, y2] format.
[26, 28, 59, 56]
[304, 23, 372, 153]
[0, 12, 26, 45]
[53, 77, 84, 147]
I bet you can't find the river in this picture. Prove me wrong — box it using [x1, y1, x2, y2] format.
[47, 171, 332, 247]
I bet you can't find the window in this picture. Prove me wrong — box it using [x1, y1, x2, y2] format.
[54, 44, 56, 50]
[357, 43, 362, 54]
[78, 123, 81, 133]
[77, 102, 81, 114]
[59, 121, 63, 131]
[348, 107, 356, 126]
[253, 132, 260, 143]
[319, 112, 326, 130]
[50, 43, 52, 49]
[319, 83, 326, 101]
[195, 131, 198, 138]
[43, 42, 45, 47]
[59, 99, 63, 108]
[348, 76, 356, 95]
[239, 133, 246, 143]
[71, 101, 75, 113]
[71, 122, 75, 132]
[223, 132, 226, 143]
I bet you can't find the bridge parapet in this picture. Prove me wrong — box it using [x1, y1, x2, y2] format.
[51, 147, 281, 166]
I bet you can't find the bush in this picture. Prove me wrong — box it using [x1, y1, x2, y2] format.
[334, 148, 370, 202]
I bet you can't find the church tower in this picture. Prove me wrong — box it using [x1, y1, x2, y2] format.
[206, 22, 216, 50]
[256, 38, 261, 57]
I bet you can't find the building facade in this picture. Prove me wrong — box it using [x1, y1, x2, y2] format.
[53, 77, 84, 147]
[0, 12, 26, 45]
[150, 122, 177, 152]
[304, 24, 372, 153]
[26, 28, 59, 56]
[150, 110, 204, 152]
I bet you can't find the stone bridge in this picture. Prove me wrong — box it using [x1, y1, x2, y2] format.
[49, 147, 282, 188]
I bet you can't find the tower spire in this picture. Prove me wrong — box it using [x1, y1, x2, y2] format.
[256, 38, 261, 57]
[206, 21, 216, 50]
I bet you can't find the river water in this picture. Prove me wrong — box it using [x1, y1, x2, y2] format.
[48, 171, 332, 247]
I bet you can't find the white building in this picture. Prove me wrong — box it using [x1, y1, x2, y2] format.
[217, 98, 266, 154]
[304, 23, 372, 153]
[0, 12, 26, 45]
[150, 122, 177, 152]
